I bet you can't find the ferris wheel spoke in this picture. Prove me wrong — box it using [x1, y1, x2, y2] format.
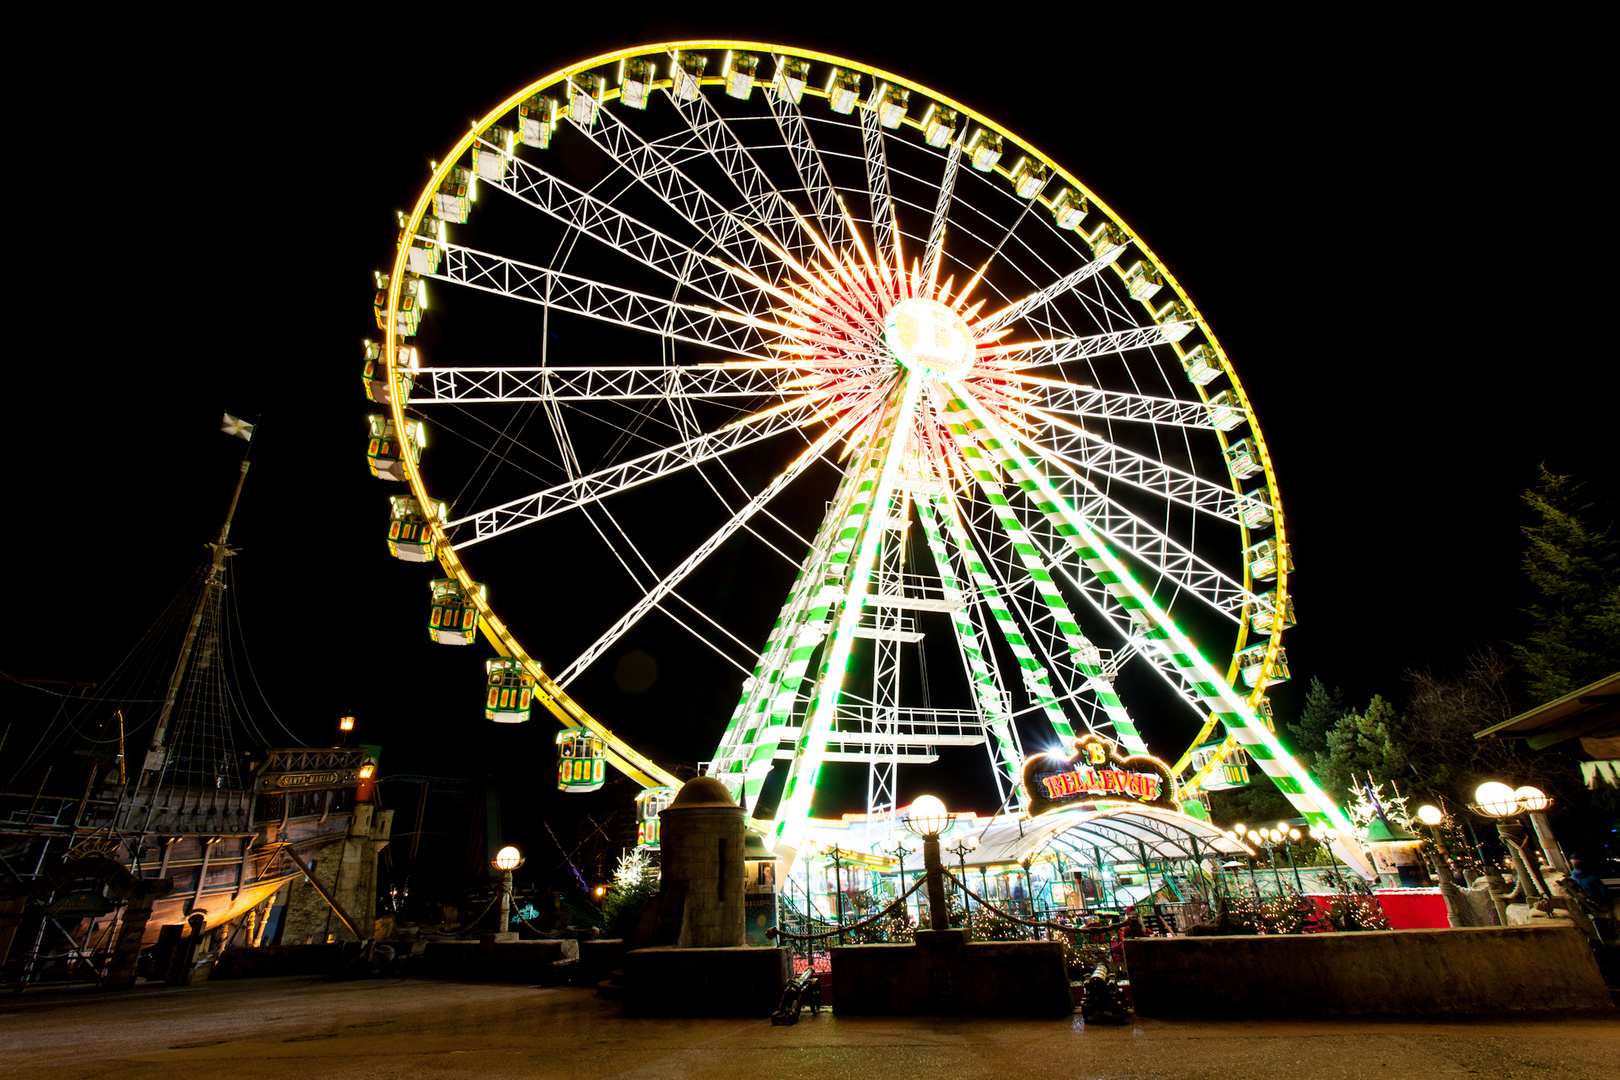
[409, 364, 788, 405]
[857, 95, 899, 275]
[662, 67, 828, 267]
[488, 149, 773, 318]
[554, 423, 844, 686]
[1014, 440, 1261, 621]
[975, 247, 1127, 336]
[920, 139, 960, 288]
[444, 394, 835, 547]
[1030, 379, 1231, 431]
[563, 93, 794, 283]
[432, 244, 782, 361]
[763, 81, 850, 253]
[989, 322, 1192, 369]
[1029, 411, 1256, 526]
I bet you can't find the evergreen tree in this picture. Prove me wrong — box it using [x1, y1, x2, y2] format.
[1513, 466, 1620, 703]
[1312, 695, 1411, 804]
[1286, 677, 1346, 758]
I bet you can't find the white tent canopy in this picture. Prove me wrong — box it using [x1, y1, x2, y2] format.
[961, 804, 1253, 868]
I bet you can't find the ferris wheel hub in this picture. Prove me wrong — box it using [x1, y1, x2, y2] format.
[883, 298, 974, 380]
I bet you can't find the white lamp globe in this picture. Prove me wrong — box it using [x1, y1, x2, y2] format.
[1474, 782, 1520, 818]
[1416, 805, 1443, 826]
[1513, 786, 1550, 813]
[494, 845, 524, 871]
[904, 795, 950, 838]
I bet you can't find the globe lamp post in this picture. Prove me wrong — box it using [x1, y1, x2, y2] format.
[1416, 804, 1464, 927]
[902, 795, 951, 931]
[493, 845, 524, 934]
[945, 834, 978, 914]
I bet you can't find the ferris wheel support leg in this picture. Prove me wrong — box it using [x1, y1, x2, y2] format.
[942, 387, 1374, 879]
[769, 376, 924, 854]
[914, 497, 1024, 808]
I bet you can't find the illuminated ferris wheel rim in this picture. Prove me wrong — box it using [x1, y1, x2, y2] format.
[378, 40, 1292, 800]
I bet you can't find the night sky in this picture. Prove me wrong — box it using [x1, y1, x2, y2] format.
[6, 14, 1609, 877]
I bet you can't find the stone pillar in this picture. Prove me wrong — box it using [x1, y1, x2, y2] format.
[103, 878, 174, 989]
[658, 777, 745, 948]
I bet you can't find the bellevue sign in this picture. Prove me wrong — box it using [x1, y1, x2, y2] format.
[1021, 733, 1179, 817]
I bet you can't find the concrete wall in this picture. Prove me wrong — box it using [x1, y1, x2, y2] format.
[659, 804, 746, 949]
[1125, 926, 1614, 1017]
[622, 946, 789, 1016]
[832, 929, 1073, 1016]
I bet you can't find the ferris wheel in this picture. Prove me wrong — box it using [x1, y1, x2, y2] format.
[366, 41, 1356, 861]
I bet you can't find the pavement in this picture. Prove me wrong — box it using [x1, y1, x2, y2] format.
[0, 976, 1615, 1080]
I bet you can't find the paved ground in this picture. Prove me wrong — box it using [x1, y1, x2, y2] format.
[0, 977, 1614, 1080]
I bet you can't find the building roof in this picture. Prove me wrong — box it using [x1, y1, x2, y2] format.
[1473, 671, 1620, 751]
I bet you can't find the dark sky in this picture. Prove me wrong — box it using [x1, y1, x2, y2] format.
[6, 14, 1610, 851]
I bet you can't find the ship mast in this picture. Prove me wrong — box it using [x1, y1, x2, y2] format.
[140, 451, 252, 780]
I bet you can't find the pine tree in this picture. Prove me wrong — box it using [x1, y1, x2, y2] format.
[1286, 677, 1346, 758]
[1513, 466, 1620, 703]
[1312, 695, 1411, 803]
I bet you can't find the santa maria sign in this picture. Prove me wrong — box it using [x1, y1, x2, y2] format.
[1022, 733, 1179, 817]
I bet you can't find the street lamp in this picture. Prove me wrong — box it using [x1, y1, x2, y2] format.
[1231, 824, 1261, 896]
[944, 834, 978, 915]
[1272, 823, 1305, 891]
[1416, 804, 1464, 927]
[902, 795, 952, 931]
[493, 845, 524, 934]
[1471, 783, 1552, 901]
[338, 714, 356, 747]
[880, 838, 916, 923]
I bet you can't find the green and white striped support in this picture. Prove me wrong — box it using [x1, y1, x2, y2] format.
[941, 386, 1372, 876]
[710, 467, 863, 807]
[927, 386, 1150, 757]
[770, 374, 923, 855]
[914, 496, 1025, 806]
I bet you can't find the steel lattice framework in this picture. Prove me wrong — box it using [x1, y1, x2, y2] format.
[371, 41, 1371, 875]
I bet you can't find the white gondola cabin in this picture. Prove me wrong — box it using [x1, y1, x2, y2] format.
[1239, 486, 1274, 529]
[723, 51, 758, 99]
[1234, 643, 1290, 688]
[428, 578, 485, 646]
[1203, 389, 1245, 431]
[473, 126, 513, 182]
[362, 340, 418, 406]
[519, 94, 559, 147]
[871, 82, 909, 128]
[635, 785, 678, 847]
[1250, 590, 1298, 636]
[485, 658, 535, 723]
[620, 59, 657, 109]
[966, 128, 1002, 171]
[826, 67, 861, 114]
[920, 104, 957, 147]
[1179, 343, 1222, 386]
[1050, 188, 1088, 230]
[1243, 538, 1292, 581]
[1121, 260, 1164, 301]
[1189, 738, 1251, 790]
[1083, 221, 1127, 260]
[387, 495, 445, 562]
[1008, 157, 1048, 199]
[774, 57, 811, 104]
[569, 73, 605, 125]
[556, 730, 607, 792]
[433, 167, 475, 224]
[366, 415, 425, 481]
[1223, 437, 1263, 479]
[398, 212, 445, 276]
[373, 273, 427, 337]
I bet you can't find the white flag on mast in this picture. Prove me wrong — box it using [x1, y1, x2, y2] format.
[221, 413, 255, 442]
